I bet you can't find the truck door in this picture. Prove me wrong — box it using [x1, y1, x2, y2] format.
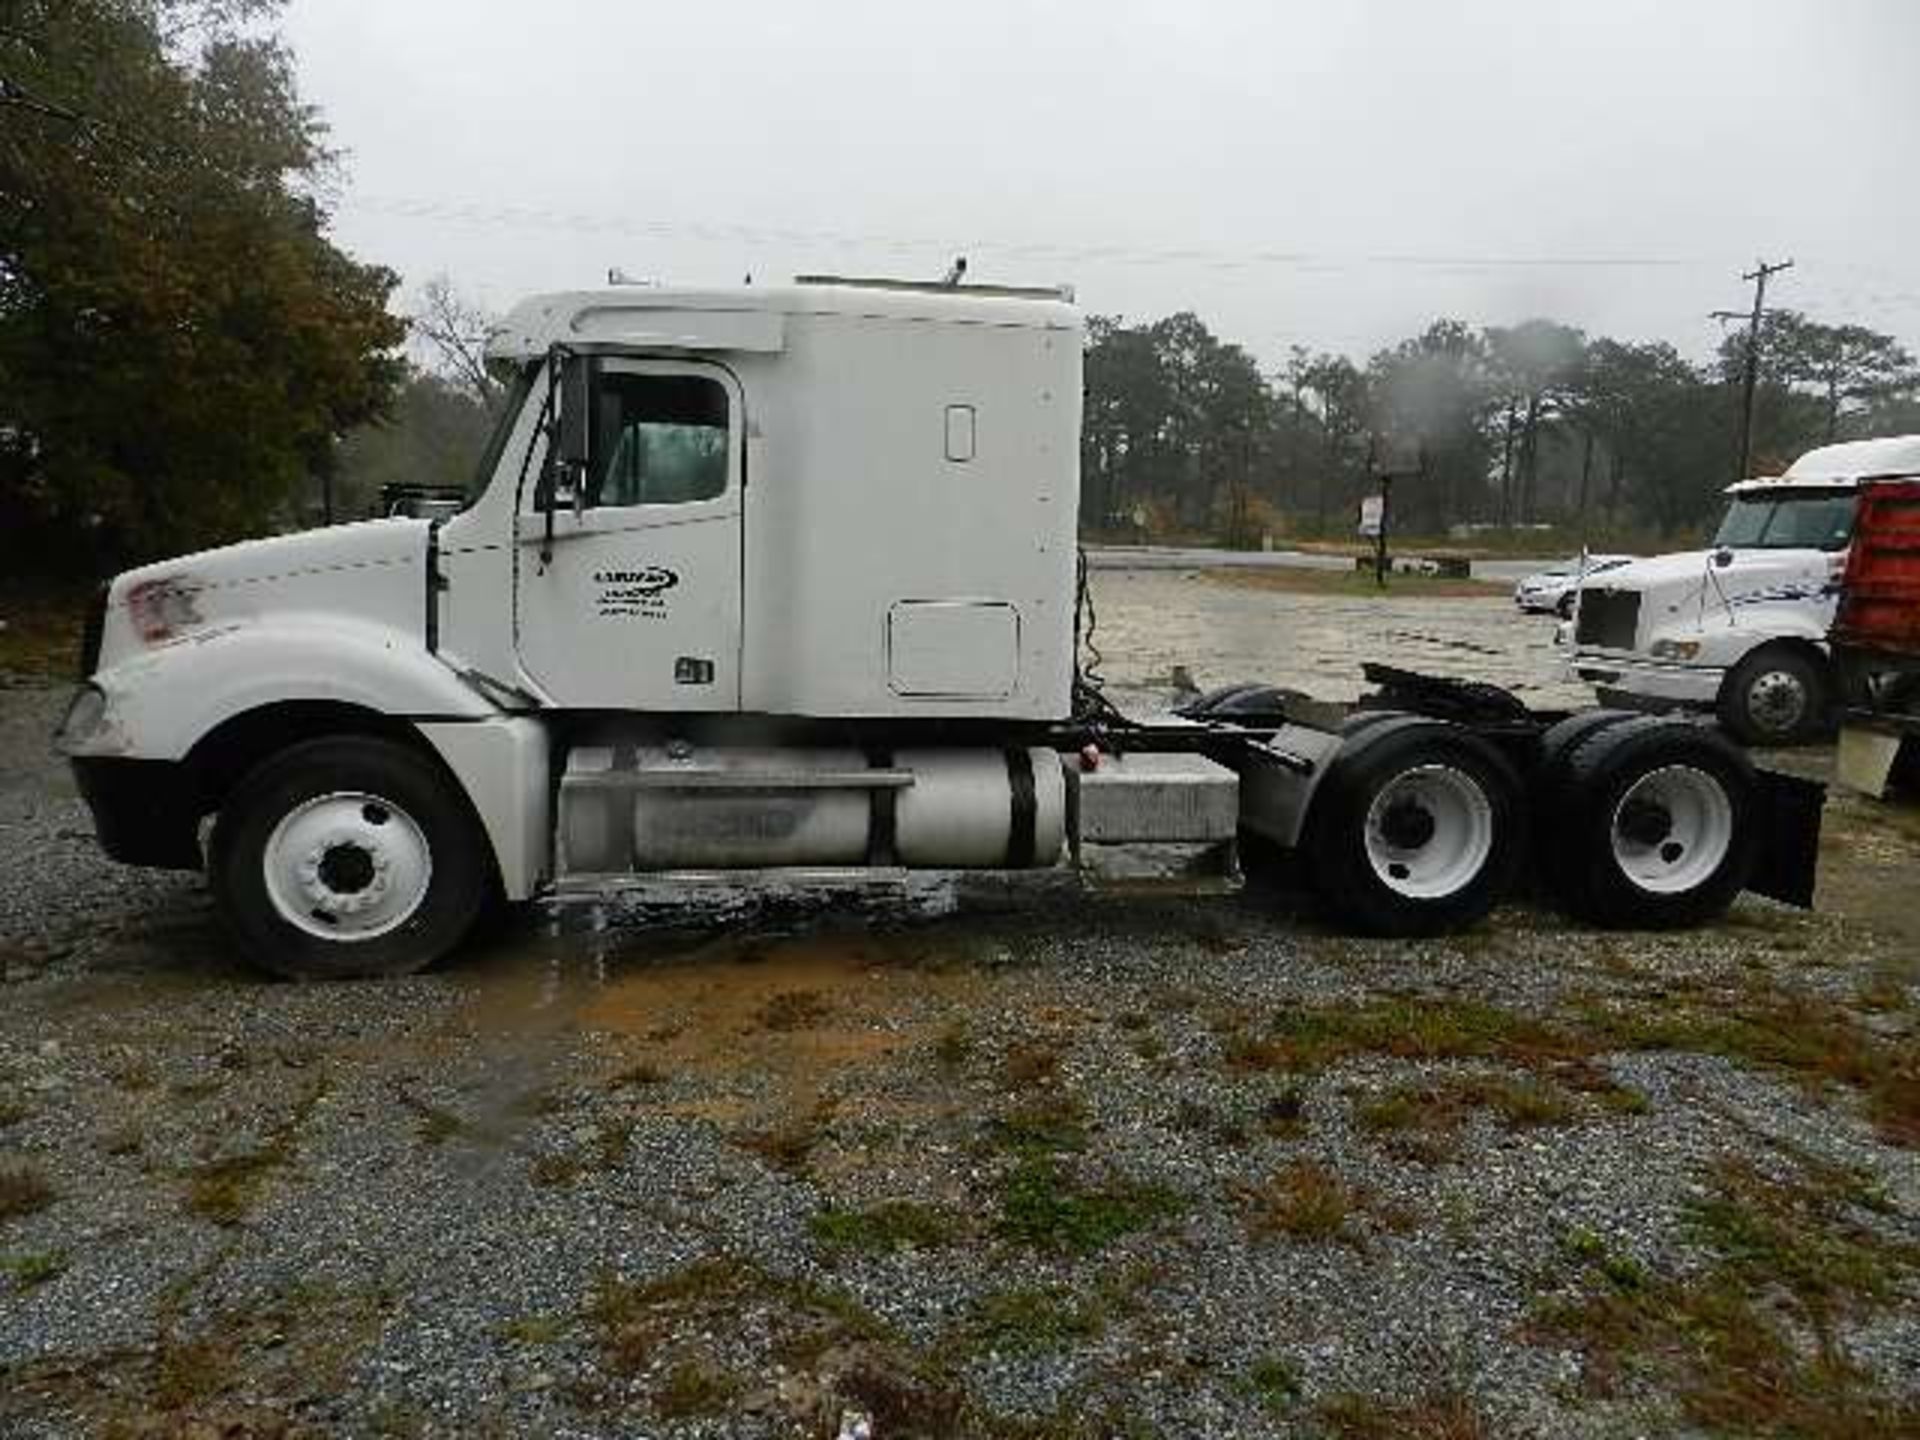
[514, 359, 743, 709]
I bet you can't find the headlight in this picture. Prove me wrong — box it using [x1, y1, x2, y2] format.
[1650, 639, 1702, 661]
[56, 684, 107, 750]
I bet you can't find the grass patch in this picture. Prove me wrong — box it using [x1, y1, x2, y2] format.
[3, 1248, 66, 1289]
[1355, 1074, 1574, 1164]
[1003, 1039, 1063, 1086]
[757, 988, 830, 1031]
[971, 1285, 1103, 1354]
[656, 1358, 742, 1418]
[529, 1151, 585, 1188]
[934, 1020, 972, 1067]
[1532, 1155, 1919, 1434]
[588, 1256, 894, 1387]
[995, 1156, 1182, 1254]
[1315, 1389, 1486, 1439]
[606, 1058, 667, 1089]
[989, 1093, 1089, 1155]
[1227, 999, 1590, 1076]
[496, 1313, 567, 1345]
[1240, 1354, 1303, 1415]
[1261, 1086, 1309, 1138]
[1248, 1161, 1367, 1244]
[394, 1089, 467, 1147]
[1233, 987, 1918, 1149]
[184, 1142, 291, 1224]
[0, 1162, 55, 1223]
[1560, 1227, 1647, 1292]
[810, 1200, 954, 1254]
[734, 1100, 835, 1175]
[0, 583, 88, 676]
[594, 1117, 633, 1171]
[1577, 988, 1920, 1147]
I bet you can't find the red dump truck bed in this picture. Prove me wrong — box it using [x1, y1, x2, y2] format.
[1836, 478, 1920, 656]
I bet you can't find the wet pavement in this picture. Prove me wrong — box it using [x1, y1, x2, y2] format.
[1090, 569, 1587, 709]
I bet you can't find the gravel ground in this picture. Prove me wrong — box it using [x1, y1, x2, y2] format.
[1, 578, 1917, 1439]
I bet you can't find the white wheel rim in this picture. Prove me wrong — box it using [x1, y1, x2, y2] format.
[1363, 764, 1496, 900]
[262, 791, 433, 941]
[1609, 765, 1733, 894]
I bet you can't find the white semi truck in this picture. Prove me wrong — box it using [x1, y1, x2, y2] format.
[56, 279, 1823, 978]
[1566, 436, 1920, 745]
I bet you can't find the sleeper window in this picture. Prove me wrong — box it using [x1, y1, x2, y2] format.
[591, 372, 730, 508]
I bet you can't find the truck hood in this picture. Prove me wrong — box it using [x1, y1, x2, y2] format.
[1578, 545, 1840, 647]
[1589, 547, 1835, 604]
[113, 518, 431, 597]
[101, 519, 432, 668]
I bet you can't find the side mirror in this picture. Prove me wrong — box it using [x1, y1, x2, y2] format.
[1712, 548, 1734, 568]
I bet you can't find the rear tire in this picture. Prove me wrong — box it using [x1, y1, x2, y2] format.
[1544, 717, 1755, 928]
[211, 736, 491, 980]
[1303, 720, 1527, 937]
[1717, 645, 1830, 746]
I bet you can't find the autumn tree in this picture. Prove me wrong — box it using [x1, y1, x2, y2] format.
[0, 0, 404, 567]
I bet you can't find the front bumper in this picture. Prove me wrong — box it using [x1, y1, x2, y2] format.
[69, 756, 204, 870]
[1568, 652, 1724, 708]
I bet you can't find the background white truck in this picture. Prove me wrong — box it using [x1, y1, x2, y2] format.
[1566, 436, 1920, 745]
[56, 278, 1824, 978]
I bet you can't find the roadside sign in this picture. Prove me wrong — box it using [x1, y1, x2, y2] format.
[1357, 495, 1384, 537]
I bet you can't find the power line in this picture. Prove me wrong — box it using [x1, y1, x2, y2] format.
[336, 192, 1732, 275]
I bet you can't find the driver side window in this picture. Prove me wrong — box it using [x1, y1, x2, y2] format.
[590, 371, 730, 508]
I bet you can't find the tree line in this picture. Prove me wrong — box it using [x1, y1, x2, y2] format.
[6, 3, 1920, 572]
[1083, 308, 1920, 546]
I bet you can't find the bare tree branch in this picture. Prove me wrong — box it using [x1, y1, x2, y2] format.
[409, 274, 500, 407]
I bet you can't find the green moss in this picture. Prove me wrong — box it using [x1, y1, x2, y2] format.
[1241, 1355, 1302, 1414]
[971, 1285, 1102, 1354]
[2, 1248, 66, 1289]
[1533, 1156, 1919, 1435]
[990, 1095, 1089, 1156]
[810, 1200, 954, 1253]
[656, 1358, 741, 1417]
[995, 1157, 1182, 1254]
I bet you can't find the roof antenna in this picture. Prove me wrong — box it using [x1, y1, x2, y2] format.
[942, 256, 968, 287]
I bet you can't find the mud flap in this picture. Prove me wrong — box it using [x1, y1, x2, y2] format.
[1745, 768, 1825, 909]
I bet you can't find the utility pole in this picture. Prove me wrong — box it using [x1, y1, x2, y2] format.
[1729, 257, 1793, 480]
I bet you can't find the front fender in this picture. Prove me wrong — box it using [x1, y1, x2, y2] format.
[65, 616, 495, 761]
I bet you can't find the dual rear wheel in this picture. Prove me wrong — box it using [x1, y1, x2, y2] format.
[1298, 711, 1754, 936]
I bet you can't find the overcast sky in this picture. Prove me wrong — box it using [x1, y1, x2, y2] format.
[283, 0, 1920, 370]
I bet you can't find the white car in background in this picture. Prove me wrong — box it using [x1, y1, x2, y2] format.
[1513, 555, 1635, 616]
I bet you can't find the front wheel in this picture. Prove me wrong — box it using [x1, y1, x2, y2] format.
[1717, 646, 1830, 746]
[1302, 720, 1526, 937]
[211, 736, 492, 979]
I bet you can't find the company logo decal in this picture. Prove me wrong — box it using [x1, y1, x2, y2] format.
[594, 565, 679, 619]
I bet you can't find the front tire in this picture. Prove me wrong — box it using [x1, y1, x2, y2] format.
[1717, 646, 1829, 746]
[1303, 720, 1527, 937]
[211, 736, 491, 980]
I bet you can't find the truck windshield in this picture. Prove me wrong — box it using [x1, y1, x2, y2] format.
[1711, 491, 1856, 551]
